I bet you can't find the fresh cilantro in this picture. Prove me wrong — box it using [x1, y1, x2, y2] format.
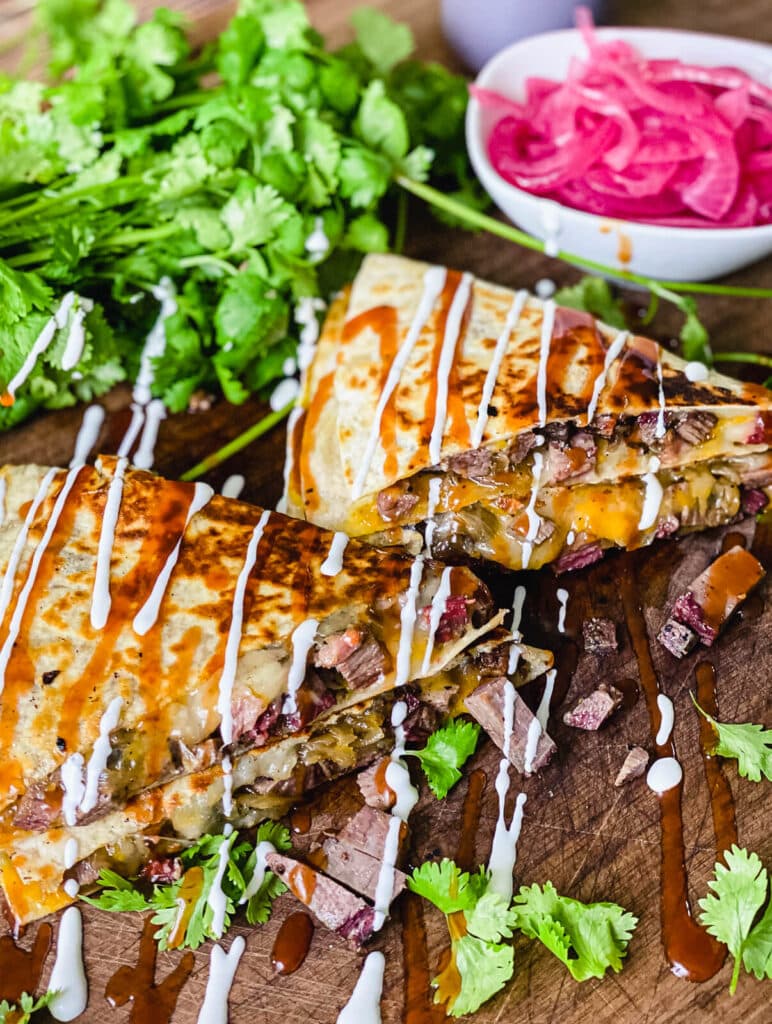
[350, 7, 414, 75]
[82, 821, 291, 950]
[0, 990, 57, 1024]
[405, 719, 481, 799]
[511, 882, 638, 981]
[553, 277, 628, 330]
[408, 859, 514, 1016]
[692, 699, 772, 783]
[698, 846, 772, 994]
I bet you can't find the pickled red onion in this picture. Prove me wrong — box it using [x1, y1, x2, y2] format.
[475, 9, 772, 227]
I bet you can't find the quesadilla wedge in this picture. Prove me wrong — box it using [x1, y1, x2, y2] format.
[0, 457, 554, 924]
[286, 254, 771, 572]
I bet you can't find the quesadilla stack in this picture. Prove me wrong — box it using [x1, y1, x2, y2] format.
[286, 254, 771, 572]
[0, 458, 550, 925]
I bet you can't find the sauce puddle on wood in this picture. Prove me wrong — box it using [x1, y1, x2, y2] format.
[694, 662, 738, 858]
[400, 894, 448, 1024]
[0, 923, 51, 1002]
[271, 911, 314, 975]
[289, 803, 312, 836]
[105, 916, 194, 1023]
[621, 567, 726, 982]
[455, 768, 487, 872]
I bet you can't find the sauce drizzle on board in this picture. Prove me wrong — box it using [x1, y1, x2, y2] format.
[0, 924, 51, 1002]
[455, 768, 487, 873]
[694, 662, 738, 858]
[105, 916, 194, 1024]
[621, 567, 726, 982]
[400, 894, 449, 1024]
[271, 911, 314, 975]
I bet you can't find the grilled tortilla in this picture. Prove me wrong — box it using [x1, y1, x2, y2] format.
[286, 254, 771, 571]
[0, 458, 542, 922]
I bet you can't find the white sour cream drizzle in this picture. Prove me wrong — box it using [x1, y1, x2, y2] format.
[63, 878, 80, 899]
[222, 475, 245, 500]
[133, 278, 176, 407]
[80, 696, 123, 814]
[295, 297, 326, 371]
[424, 476, 442, 555]
[283, 617, 321, 719]
[535, 278, 556, 299]
[60, 754, 86, 827]
[207, 829, 234, 939]
[507, 584, 527, 675]
[305, 217, 330, 259]
[218, 510, 272, 745]
[638, 455, 663, 531]
[3, 292, 78, 402]
[523, 668, 556, 775]
[471, 290, 528, 447]
[320, 531, 349, 577]
[0, 468, 57, 629]
[117, 404, 145, 459]
[373, 701, 419, 930]
[48, 907, 88, 1022]
[0, 461, 88, 692]
[195, 935, 246, 1024]
[556, 588, 569, 634]
[655, 356, 667, 438]
[488, 676, 528, 902]
[428, 272, 474, 464]
[132, 398, 166, 471]
[276, 405, 304, 515]
[336, 952, 385, 1024]
[133, 482, 214, 636]
[655, 694, 675, 746]
[536, 300, 556, 427]
[586, 330, 629, 425]
[394, 555, 425, 687]
[64, 837, 79, 870]
[684, 360, 709, 382]
[420, 566, 453, 675]
[352, 267, 446, 501]
[90, 457, 129, 630]
[270, 376, 300, 412]
[61, 297, 94, 371]
[72, 404, 105, 466]
[540, 201, 562, 257]
[239, 840, 277, 904]
[646, 756, 682, 794]
[521, 451, 544, 570]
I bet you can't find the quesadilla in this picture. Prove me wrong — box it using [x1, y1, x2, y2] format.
[286, 254, 771, 572]
[0, 458, 550, 924]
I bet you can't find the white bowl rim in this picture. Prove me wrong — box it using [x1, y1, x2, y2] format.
[467, 25, 772, 239]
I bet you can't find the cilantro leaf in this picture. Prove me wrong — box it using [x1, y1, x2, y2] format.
[742, 897, 772, 981]
[679, 301, 712, 363]
[406, 719, 480, 799]
[692, 699, 772, 783]
[698, 845, 769, 994]
[0, 990, 57, 1024]
[408, 859, 479, 915]
[448, 934, 514, 1017]
[80, 869, 152, 912]
[244, 821, 291, 925]
[350, 7, 414, 75]
[553, 277, 628, 330]
[465, 890, 516, 943]
[354, 81, 409, 162]
[511, 881, 638, 981]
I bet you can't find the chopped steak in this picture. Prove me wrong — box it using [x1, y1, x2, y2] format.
[554, 543, 604, 574]
[746, 416, 767, 445]
[741, 487, 769, 516]
[655, 515, 680, 539]
[673, 411, 717, 446]
[546, 436, 596, 482]
[562, 684, 622, 730]
[657, 618, 698, 659]
[13, 781, 61, 831]
[582, 617, 618, 655]
[614, 747, 649, 786]
[355, 761, 396, 809]
[377, 488, 419, 523]
[637, 411, 666, 445]
[588, 413, 617, 439]
[419, 595, 471, 644]
[141, 856, 183, 884]
[336, 638, 386, 690]
[670, 545, 765, 645]
[739, 464, 772, 489]
[465, 676, 556, 775]
[318, 806, 407, 902]
[446, 448, 508, 483]
[315, 628, 362, 669]
[507, 431, 539, 466]
[336, 804, 406, 860]
[265, 853, 375, 947]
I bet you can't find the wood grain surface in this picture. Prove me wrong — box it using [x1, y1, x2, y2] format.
[0, 2, 771, 1023]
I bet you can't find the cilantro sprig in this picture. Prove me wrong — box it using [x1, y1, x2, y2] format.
[408, 858, 637, 1016]
[0, 991, 56, 1024]
[404, 719, 481, 799]
[693, 698, 772, 783]
[82, 821, 291, 950]
[698, 846, 772, 994]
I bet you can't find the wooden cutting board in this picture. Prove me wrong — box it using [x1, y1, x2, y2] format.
[1, 2, 771, 1022]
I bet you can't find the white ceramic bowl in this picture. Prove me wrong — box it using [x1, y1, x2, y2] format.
[466, 28, 772, 281]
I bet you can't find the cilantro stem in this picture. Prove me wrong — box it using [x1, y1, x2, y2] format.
[395, 176, 772, 300]
[180, 400, 296, 481]
[712, 351, 772, 368]
[178, 254, 239, 275]
[394, 190, 408, 254]
[6, 223, 181, 267]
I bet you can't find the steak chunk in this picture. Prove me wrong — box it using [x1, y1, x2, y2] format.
[377, 488, 419, 523]
[336, 639, 386, 690]
[563, 684, 622, 730]
[582, 617, 618, 655]
[670, 545, 765, 646]
[265, 853, 375, 947]
[614, 747, 649, 786]
[357, 759, 394, 811]
[673, 411, 717, 445]
[741, 487, 769, 516]
[317, 806, 407, 902]
[465, 676, 556, 775]
[657, 618, 698, 659]
[554, 542, 604, 574]
[447, 448, 508, 483]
